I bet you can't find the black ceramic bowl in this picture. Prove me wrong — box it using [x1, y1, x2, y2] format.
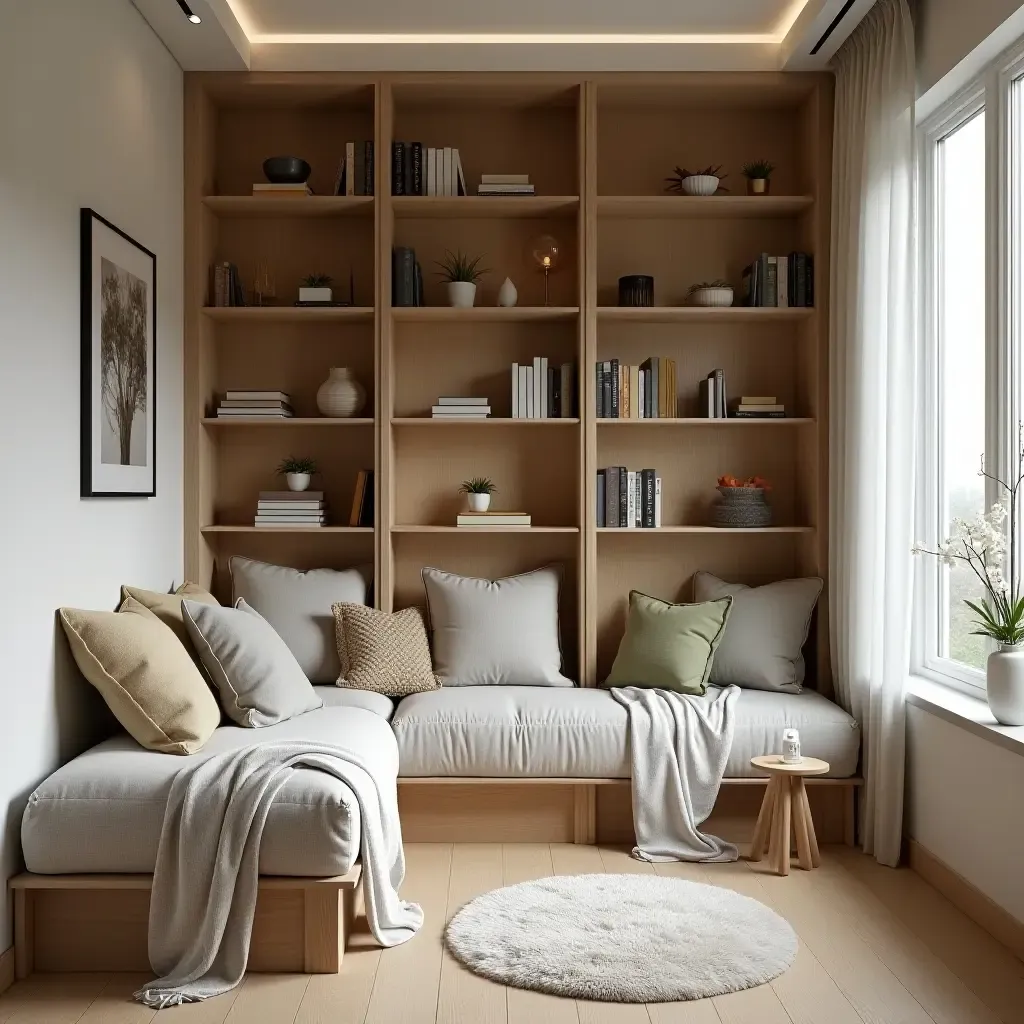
[262, 156, 311, 184]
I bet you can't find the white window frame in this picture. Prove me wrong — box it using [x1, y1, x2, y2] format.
[914, 38, 1024, 695]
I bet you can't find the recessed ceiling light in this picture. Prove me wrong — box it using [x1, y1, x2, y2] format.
[175, 0, 202, 24]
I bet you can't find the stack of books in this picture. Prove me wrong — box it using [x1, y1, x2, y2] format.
[512, 359, 576, 419]
[212, 262, 245, 307]
[332, 142, 375, 196]
[392, 246, 424, 306]
[255, 491, 326, 528]
[390, 143, 467, 196]
[596, 358, 677, 418]
[432, 397, 490, 419]
[252, 183, 312, 198]
[216, 390, 293, 418]
[349, 470, 374, 526]
[457, 511, 532, 528]
[732, 395, 786, 419]
[477, 174, 535, 196]
[741, 252, 814, 307]
[699, 370, 728, 419]
[597, 468, 662, 528]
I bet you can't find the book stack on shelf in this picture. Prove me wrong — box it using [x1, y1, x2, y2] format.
[255, 491, 326, 528]
[392, 246, 424, 307]
[741, 252, 814, 307]
[349, 470, 374, 526]
[699, 370, 728, 419]
[457, 510, 532, 528]
[431, 397, 491, 420]
[216, 390, 293, 419]
[252, 183, 311, 198]
[477, 174, 535, 196]
[732, 396, 786, 419]
[511, 359, 576, 419]
[391, 143, 467, 196]
[212, 262, 246, 307]
[597, 468, 662, 528]
[596, 358, 677, 418]
[332, 142, 375, 196]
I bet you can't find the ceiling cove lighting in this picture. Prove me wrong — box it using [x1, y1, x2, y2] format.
[176, 0, 202, 24]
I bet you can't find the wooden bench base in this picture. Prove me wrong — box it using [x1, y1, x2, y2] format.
[9, 868, 360, 979]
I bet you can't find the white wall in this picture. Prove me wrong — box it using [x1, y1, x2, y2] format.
[905, 706, 1024, 924]
[0, 1, 183, 950]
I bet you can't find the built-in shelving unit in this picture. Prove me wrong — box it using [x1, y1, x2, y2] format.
[184, 71, 832, 692]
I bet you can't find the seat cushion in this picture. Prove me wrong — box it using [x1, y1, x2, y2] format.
[392, 686, 860, 779]
[315, 685, 393, 718]
[22, 705, 398, 877]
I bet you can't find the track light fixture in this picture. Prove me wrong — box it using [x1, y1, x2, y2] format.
[175, 0, 202, 24]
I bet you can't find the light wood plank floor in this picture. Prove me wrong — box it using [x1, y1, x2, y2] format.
[2, 844, 1021, 1024]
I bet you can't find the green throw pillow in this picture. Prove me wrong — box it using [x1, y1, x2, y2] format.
[604, 591, 733, 694]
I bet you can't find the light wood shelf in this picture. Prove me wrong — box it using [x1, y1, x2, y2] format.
[202, 418, 375, 427]
[596, 306, 815, 323]
[202, 306, 375, 323]
[202, 526, 374, 535]
[596, 417, 814, 426]
[202, 195, 374, 217]
[391, 417, 580, 427]
[597, 195, 813, 218]
[392, 526, 580, 534]
[392, 196, 579, 219]
[596, 526, 814, 535]
[392, 306, 578, 322]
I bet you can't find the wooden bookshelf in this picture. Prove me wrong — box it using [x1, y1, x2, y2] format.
[184, 71, 832, 696]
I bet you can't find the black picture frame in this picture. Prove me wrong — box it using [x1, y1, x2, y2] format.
[80, 208, 157, 497]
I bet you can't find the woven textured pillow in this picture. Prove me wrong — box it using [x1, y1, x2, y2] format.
[333, 603, 439, 697]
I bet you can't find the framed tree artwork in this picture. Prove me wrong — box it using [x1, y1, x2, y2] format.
[80, 208, 156, 497]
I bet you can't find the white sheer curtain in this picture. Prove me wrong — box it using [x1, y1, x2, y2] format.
[829, 0, 916, 867]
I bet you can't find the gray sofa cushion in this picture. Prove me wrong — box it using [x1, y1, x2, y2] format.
[22, 705, 398, 877]
[316, 685, 393, 718]
[392, 686, 860, 779]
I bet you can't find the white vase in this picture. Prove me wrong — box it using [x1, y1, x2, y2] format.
[286, 472, 311, 492]
[987, 644, 1024, 725]
[680, 174, 720, 196]
[316, 367, 366, 418]
[448, 281, 477, 308]
[467, 493, 491, 512]
[689, 286, 734, 308]
[497, 277, 518, 307]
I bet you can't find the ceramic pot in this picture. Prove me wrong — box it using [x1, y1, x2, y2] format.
[747, 178, 771, 195]
[286, 472, 311, 492]
[467, 493, 491, 512]
[689, 286, 734, 308]
[299, 286, 332, 303]
[316, 367, 366, 418]
[681, 174, 720, 196]
[987, 643, 1024, 725]
[712, 486, 771, 528]
[448, 281, 477, 308]
[497, 277, 518, 307]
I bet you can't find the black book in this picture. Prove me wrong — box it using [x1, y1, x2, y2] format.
[364, 141, 374, 196]
[354, 142, 365, 196]
[359, 470, 375, 527]
[413, 260, 423, 306]
[605, 467, 620, 528]
[391, 142, 405, 196]
[641, 469, 656, 528]
[639, 357, 653, 418]
[805, 255, 814, 308]
[402, 144, 414, 197]
[732, 410, 787, 418]
[411, 142, 423, 196]
[596, 470, 606, 528]
[793, 252, 805, 307]
[549, 366, 560, 418]
[595, 363, 603, 418]
[392, 246, 416, 306]
[618, 466, 628, 528]
[601, 361, 612, 419]
[610, 359, 620, 418]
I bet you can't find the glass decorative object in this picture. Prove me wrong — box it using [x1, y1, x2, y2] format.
[530, 235, 560, 306]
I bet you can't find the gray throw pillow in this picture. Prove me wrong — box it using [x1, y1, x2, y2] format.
[421, 565, 573, 686]
[182, 598, 323, 727]
[692, 572, 823, 693]
[230, 557, 371, 684]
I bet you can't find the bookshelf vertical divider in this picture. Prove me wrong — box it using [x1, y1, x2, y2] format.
[376, 82, 394, 611]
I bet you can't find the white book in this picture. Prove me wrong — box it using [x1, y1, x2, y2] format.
[255, 517, 325, 526]
[638, 370, 645, 419]
[528, 366, 536, 419]
[217, 409, 292, 417]
[777, 255, 789, 308]
[532, 357, 541, 420]
[626, 472, 637, 529]
[540, 356, 548, 419]
[454, 149, 466, 196]
[431, 405, 491, 415]
[257, 501, 325, 510]
[511, 363, 519, 418]
[481, 174, 531, 184]
[654, 477, 662, 527]
[518, 365, 528, 420]
[437, 396, 488, 405]
[225, 390, 290, 402]
[345, 142, 355, 196]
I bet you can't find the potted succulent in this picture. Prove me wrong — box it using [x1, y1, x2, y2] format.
[742, 159, 776, 195]
[459, 477, 497, 512]
[665, 165, 728, 197]
[299, 274, 333, 304]
[687, 280, 734, 307]
[436, 250, 488, 308]
[278, 456, 318, 492]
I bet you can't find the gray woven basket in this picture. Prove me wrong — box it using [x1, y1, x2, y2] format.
[711, 486, 772, 528]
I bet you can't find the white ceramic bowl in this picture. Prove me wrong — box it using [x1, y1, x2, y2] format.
[681, 174, 720, 196]
[689, 286, 734, 308]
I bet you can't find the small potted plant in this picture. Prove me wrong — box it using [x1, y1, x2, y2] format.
[299, 274, 333, 304]
[664, 165, 728, 197]
[459, 477, 497, 512]
[742, 159, 775, 195]
[712, 475, 772, 528]
[278, 456, 318, 492]
[436, 250, 488, 308]
[687, 280, 734, 307]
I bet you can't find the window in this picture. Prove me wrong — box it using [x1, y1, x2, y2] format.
[917, 41, 1024, 692]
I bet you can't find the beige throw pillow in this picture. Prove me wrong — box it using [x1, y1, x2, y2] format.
[120, 582, 219, 671]
[333, 603, 439, 697]
[59, 599, 221, 754]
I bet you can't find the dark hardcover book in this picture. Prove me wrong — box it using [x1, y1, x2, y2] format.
[230, 263, 245, 306]
[364, 141, 374, 196]
[618, 466, 629, 529]
[605, 467, 620, 528]
[597, 471, 606, 528]
[362, 470, 375, 526]
[732, 410, 787, 418]
[601, 361, 612, 419]
[402, 144, 414, 197]
[391, 142, 405, 196]
[788, 252, 797, 307]
[741, 264, 753, 307]
[392, 246, 416, 306]
[550, 366, 560, 418]
[610, 359, 620, 418]
[354, 142, 366, 197]
[806, 255, 814, 308]
[699, 376, 712, 417]
[595, 363, 603, 418]
[411, 142, 423, 196]
[413, 260, 423, 306]
[794, 253, 807, 307]
[641, 469, 656, 528]
[758, 253, 769, 307]
[639, 358, 654, 418]
[633, 473, 641, 528]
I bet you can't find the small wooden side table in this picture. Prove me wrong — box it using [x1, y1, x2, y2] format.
[748, 755, 830, 875]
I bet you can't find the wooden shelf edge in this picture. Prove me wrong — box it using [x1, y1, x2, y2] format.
[597, 306, 815, 322]
[202, 306, 375, 322]
[595, 418, 815, 426]
[201, 417, 375, 427]
[391, 195, 579, 218]
[391, 417, 580, 426]
[201, 526, 374, 534]
[596, 527, 814, 535]
[597, 195, 814, 218]
[392, 526, 579, 534]
[391, 306, 578, 321]
[202, 195, 374, 217]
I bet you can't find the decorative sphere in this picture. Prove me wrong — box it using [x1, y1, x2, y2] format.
[531, 235, 561, 271]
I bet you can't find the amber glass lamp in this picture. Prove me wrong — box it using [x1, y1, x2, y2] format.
[530, 234, 561, 306]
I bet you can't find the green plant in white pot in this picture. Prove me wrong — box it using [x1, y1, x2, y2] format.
[914, 438, 1024, 724]
[460, 477, 497, 512]
[278, 455, 318, 493]
[436, 250, 488, 308]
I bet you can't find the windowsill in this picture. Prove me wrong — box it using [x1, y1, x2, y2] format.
[907, 675, 1024, 757]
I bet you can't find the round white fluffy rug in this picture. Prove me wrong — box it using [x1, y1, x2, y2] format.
[444, 873, 798, 1002]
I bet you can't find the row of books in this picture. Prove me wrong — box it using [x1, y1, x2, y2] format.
[512, 360, 577, 419]
[741, 252, 814, 308]
[333, 142, 375, 196]
[596, 358, 678, 419]
[698, 372, 787, 419]
[391, 143, 467, 196]
[432, 397, 490, 419]
[255, 491, 326, 528]
[457, 511, 532, 527]
[597, 468, 663, 528]
[477, 174, 535, 196]
[217, 390, 292, 418]
[732, 396, 786, 419]
[392, 246, 424, 307]
[211, 262, 246, 307]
